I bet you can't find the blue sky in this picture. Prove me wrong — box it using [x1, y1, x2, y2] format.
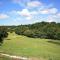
[0, 0, 60, 25]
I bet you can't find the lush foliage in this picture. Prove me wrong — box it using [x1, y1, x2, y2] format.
[15, 22, 60, 40]
[0, 26, 8, 45]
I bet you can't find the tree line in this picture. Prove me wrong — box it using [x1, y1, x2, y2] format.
[15, 22, 60, 40]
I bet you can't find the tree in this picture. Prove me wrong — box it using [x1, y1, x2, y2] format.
[0, 27, 8, 45]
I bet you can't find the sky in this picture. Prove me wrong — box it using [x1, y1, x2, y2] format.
[0, 0, 60, 25]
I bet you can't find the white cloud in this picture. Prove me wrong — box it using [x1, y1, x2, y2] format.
[8, 9, 39, 21]
[18, 9, 32, 20]
[26, 16, 31, 20]
[46, 14, 60, 22]
[17, 9, 39, 20]
[40, 8, 58, 14]
[17, 9, 31, 17]
[17, 9, 38, 16]
[27, 1, 42, 7]
[40, 9, 49, 14]
[0, 14, 9, 19]
[49, 8, 58, 14]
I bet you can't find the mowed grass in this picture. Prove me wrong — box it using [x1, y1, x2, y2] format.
[0, 32, 60, 60]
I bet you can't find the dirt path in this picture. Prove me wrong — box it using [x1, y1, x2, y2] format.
[0, 53, 47, 60]
[0, 53, 28, 60]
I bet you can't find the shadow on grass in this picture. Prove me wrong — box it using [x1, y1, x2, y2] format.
[47, 40, 60, 45]
[6, 39, 11, 40]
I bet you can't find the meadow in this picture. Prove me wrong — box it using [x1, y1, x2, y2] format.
[0, 32, 60, 60]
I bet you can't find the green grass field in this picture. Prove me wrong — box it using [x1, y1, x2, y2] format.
[0, 32, 60, 60]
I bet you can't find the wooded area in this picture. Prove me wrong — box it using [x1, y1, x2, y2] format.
[0, 21, 60, 44]
[15, 22, 60, 40]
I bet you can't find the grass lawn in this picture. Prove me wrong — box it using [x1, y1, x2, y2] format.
[0, 32, 60, 60]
